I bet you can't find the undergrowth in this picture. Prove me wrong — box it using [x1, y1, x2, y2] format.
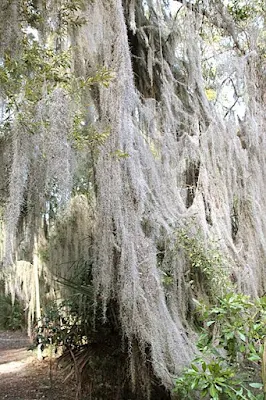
[177, 228, 231, 299]
[0, 292, 25, 331]
[174, 293, 266, 399]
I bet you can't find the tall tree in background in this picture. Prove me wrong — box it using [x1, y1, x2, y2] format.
[0, 0, 265, 397]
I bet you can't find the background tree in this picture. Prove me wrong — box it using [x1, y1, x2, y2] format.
[0, 0, 265, 398]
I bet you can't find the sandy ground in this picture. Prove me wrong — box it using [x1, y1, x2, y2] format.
[0, 331, 77, 400]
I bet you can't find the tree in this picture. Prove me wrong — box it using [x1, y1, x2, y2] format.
[0, 0, 265, 398]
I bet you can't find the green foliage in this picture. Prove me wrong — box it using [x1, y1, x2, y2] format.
[3, 39, 70, 93]
[177, 229, 230, 297]
[227, 1, 253, 23]
[227, 0, 265, 24]
[57, 0, 87, 30]
[111, 149, 130, 159]
[20, 0, 43, 27]
[70, 68, 113, 151]
[72, 113, 110, 150]
[174, 358, 249, 400]
[174, 293, 266, 399]
[198, 293, 266, 366]
[174, 356, 262, 399]
[20, 0, 87, 31]
[0, 6, 113, 136]
[161, 272, 174, 287]
[36, 259, 94, 351]
[37, 299, 88, 350]
[0, 36, 71, 133]
[76, 67, 114, 90]
[0, 293, 25, 331]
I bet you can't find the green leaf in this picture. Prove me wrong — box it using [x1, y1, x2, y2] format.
[191, 379, 198, 390]
[209, 384, 218, 399]
[214, 384, 223, 392]
[191, 364, 199, 372]
[225, 330, 235, 339]
[238, 331, 246, 342]
[207, 320, 216, 327]
[248, 354, 261, 362]
[249, 382, 263, 389]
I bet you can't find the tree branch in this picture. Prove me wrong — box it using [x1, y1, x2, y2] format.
[173, 0, 245, 55]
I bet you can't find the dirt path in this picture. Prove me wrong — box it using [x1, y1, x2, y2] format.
[0, 331, 77, 400]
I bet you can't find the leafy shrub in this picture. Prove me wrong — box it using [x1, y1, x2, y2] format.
[36, 298, 88, 351]
[177, 228, 231, 299]
[0, 293, 25, 330]
[174, 358, 257, 400]
[174, 293, 266, 399]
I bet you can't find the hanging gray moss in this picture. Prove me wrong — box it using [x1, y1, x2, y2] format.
[0, 0, 265, 396]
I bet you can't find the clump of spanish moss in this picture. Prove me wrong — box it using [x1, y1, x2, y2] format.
[0, 0, 266, 397]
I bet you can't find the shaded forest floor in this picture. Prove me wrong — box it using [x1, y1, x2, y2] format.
[0, 331, 77, 400]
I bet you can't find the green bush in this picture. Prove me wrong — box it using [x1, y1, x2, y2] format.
[173, 293, 266, 399]
[36, 298, 88, 351]
[0, 293, 25, 330]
